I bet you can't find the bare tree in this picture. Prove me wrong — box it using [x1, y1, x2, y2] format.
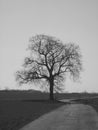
[16, 35, 82, 100]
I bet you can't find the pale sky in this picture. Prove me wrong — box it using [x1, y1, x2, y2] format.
[0, 0, 98, 92]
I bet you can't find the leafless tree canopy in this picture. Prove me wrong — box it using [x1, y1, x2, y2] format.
[16, 35, 82, 98]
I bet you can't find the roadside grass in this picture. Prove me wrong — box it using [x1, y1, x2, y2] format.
[0, 100, 64, 130]
[75, 98, 98, 113]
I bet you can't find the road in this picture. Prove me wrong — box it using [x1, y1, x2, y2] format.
[20, 104, 98, 130]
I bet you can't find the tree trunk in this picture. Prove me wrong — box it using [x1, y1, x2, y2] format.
[49, 78, 54, 101]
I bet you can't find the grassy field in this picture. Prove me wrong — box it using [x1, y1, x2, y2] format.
[0, 90, 98, 100]
[0, 90, 98, 130]
[0, 100, 64, 130]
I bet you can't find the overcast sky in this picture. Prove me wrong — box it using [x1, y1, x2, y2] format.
[0, 0, 98, 92]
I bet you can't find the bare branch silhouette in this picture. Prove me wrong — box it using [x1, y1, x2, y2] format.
[16, 34, 82, 100]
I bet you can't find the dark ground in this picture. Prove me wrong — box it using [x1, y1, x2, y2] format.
[0, 90, 98, 130]
[0, 100, 64, 130]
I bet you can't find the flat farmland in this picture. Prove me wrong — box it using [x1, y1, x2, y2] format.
[0, 90, 98, 130]
[0, 100, 64, 130]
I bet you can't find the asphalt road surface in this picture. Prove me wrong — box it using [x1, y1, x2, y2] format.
[20, 104, 98, 130]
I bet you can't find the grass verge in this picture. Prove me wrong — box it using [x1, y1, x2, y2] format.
[75, 98, 98, 113]
[0, 100, 64, 130]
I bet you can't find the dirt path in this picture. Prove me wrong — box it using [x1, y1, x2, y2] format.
[20, 104, 98, 130]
